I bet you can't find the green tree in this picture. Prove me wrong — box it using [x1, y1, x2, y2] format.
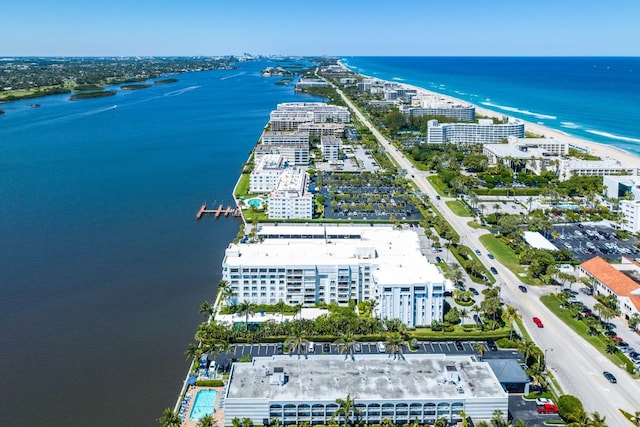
[236, 301, 256, 332]
[200, 300, 216, 319]
[503, 305, 520, 340]
[217, 280, 235, 305]
[334, 394, 359, 427]
[285, 324, 310, 359]
[384, 332, 406, 359]
[335, 331, 358, 360]
[474, 343, 486, 361]
[198, 414, 216, 427]
[589, 412, 607, 427]
[444, 307, 461, 325]
[157, 408, 181, 427]
[557, 395, 585, 423]
[491, 409, 507, 427]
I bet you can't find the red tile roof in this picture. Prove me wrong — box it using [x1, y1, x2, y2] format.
[581, 256, 640, 310]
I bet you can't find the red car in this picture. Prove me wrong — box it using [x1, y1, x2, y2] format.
[533, 317, 544, 328]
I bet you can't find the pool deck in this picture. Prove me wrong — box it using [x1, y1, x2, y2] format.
[181, 386, 225, 427]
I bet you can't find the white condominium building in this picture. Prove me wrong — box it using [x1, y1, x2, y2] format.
[401, 95, 476, 122]
[273, 102, 351, 124]
[262, 130, 310, 145]
[267, 169, 313, 220]
[254, 143, 310, 166]
[320, 135, 342, 161]
[482, 137, 568, 174]
[249, 154, 287, 194]
[223, 354, 508, 427]
[221, 225, 444, 327]
[557, 158, 637, 181]
[297, 122, 345, 137]
[427, 119, 525, 144]
[603, 175, 640, 200]
[295, 78, 329, 89]
[619, 200, 640, 233]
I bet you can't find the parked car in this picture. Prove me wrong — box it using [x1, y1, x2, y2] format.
[603, 371, 617, 383]
[469, 287, 479, 295]
[537, 403, 559, 414]
[486, 338, 498, 352]
[323, 343, 330, 352]
[533, 317, 544, 328]
[377, 342, 386, 353]
[518, 285, 527, 293]
[277, 342, 284, 354]
[307, 341, 315, 353]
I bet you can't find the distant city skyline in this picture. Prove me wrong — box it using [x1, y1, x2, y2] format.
[4, 0, 640, 57]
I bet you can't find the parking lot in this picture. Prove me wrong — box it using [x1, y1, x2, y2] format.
[548, 223, 640, 262]
[216, 340, 521, 368]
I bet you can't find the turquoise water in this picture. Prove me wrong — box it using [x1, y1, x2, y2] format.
[190, 389, 218, 420]
[247, 198, 263, 207]
[343, 57, 640, 156]
[0, 59, 322, 427]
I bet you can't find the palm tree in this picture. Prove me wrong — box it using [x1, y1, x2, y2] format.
[381, 418, 394, 427]
[274, 300, 288, 322]
[502, 305, 520, 340]
[217, 280, 235, 306]
[200, 301, 216, 319]
[236, 301, 256, 332]
[518, 340, 538, 367]
[491, 409, 507, 427]
[589, 411, 607, 427]
[474, 343, 486, 361]
[198, 414, 216, 427]
[285, 325, 309, 359]
[334, 394, 359, 427]
[184, 342, 202, 361]
[385, 332, 406, 359]
[566, 411, 591, 427]
[631, 410, 640, 427]
[157, 408, 181, 427]
[335, 331, 358, 360]
[242, 417, 254, 427]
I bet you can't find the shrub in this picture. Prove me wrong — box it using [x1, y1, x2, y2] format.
[195, 379, 225, 387]
[557, 395, 585, 422]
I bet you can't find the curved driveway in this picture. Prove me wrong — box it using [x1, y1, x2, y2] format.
[334, 85, 640, 427]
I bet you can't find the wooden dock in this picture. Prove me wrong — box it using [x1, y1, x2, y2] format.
[196, 202, 241, 220]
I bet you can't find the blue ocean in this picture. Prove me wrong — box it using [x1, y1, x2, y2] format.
[0, 60, 321, 427]
[343, 57, 640, 156]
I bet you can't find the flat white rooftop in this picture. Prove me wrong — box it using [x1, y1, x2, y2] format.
[225, 226, 441, 285]
[227, 354, 506, 401]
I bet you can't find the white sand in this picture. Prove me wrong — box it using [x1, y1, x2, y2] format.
[338, 61, 640, 168]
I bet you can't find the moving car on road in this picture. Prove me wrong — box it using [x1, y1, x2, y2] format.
[518, 285, 527, 293]
[603, 371, 617, 383]
[533, 317, 544, 328]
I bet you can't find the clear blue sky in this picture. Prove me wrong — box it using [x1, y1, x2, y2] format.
[3, 0, 640, 56]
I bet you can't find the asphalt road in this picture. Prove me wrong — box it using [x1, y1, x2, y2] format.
[333, 85, 640, 427]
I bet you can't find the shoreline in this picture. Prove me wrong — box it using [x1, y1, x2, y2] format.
[338, 61, 640, 168]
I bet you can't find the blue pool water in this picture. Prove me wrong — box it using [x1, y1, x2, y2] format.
[247, 198, 263, 208]
[190, 389, 218, 420]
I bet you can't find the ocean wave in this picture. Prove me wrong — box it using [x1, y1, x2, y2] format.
[391, 77, 404, 81]
[163, 86, 200, 97]
[480, 101, 557, 120]
[586, 129, 640, 144]
[560, 122, 581, 129]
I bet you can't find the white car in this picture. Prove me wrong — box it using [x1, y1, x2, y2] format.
[307, 342, 315, 353]
[377, 342, 386, 353]
[536, 397, 554, 406]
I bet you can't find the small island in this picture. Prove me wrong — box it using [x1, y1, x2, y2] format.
[74, 84, 103, 91]
[69, 90, 116, 100]
[0, 109, 5, 115]
[154, 78, 178, 85]
[120, 84, 152, 90]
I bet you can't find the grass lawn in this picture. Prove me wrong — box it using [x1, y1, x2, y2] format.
[427, 176, 448, 196]
[234, 173, 250, 197]
[446, 200, 473, 217]
[478, 234, 532, 284]
[541, 294, 638, 376]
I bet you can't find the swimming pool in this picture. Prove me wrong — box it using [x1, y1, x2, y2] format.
[247, 198, 263, 208]
[189, 389, 217, 421]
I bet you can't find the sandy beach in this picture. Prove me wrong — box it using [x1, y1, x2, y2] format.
[338, 61, 640, 168]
